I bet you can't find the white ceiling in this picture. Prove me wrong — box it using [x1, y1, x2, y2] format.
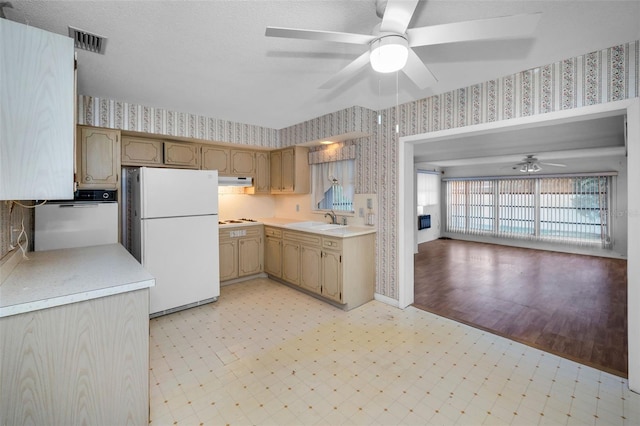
[4, 1, 640, 130]
[414, 114, 627, 166]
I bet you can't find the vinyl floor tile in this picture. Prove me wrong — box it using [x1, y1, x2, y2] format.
[149, 277, 639, 425]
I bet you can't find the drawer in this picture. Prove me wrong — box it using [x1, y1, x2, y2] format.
[264, 226, 282, 238]
[220, 225, 263, 240]
[283, 230, 321, 246]
[322, 237, 342, 251]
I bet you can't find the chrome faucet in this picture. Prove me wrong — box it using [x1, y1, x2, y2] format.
[324, 210, 337, 224]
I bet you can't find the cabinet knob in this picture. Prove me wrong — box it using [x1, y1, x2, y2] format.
[85, 176, 91, 182]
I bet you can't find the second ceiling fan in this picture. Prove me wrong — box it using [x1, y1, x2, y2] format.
[265, 0, 541, 90]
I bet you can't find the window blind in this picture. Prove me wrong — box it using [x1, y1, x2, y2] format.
[445, 175, 613, 248]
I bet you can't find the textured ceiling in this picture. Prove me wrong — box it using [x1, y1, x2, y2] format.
[5, 1, 640, 129]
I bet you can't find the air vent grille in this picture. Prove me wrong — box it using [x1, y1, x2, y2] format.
[68, 26, 106, 54]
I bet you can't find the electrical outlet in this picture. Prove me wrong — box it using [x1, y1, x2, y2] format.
[359, 207, 364, 217]
[296, 204, 299, 212]
[367, 198, 372, 209]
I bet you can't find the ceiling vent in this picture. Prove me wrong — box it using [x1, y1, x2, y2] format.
[68, 26, 107, 54]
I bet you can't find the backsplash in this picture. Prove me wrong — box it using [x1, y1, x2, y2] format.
[0, 202, 34, 260]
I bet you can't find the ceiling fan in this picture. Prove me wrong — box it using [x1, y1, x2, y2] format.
[512, 155, 566, 173]
[265, 0, 541, 90]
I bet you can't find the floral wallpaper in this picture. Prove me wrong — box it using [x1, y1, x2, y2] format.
[5, 40, 636, 300]
[76, 96, 280, 148]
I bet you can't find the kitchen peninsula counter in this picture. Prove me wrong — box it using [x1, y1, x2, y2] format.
[0, 243, 154, 317]
[0, 243, 154, 425]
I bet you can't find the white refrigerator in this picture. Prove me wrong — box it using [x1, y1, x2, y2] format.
[129, 167, 220, 317]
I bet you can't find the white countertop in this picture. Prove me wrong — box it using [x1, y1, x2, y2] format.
[257, 217, 377, 238]
[0, 244, 155, 318]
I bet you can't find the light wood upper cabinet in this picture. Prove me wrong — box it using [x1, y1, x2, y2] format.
[0, 19, 75, 200]
[270, 146, 309, 194]
[254, 151, 270, 194]
[122, 136, 162, 166]
[164, 141, 199, 168]
[230, 149, 255, 176]
[201, 145, 230, 175]
[270, 151, 282, 193]
[77, 127, 121, 189]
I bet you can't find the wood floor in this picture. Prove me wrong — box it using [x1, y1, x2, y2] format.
[413, 239, 628, 377]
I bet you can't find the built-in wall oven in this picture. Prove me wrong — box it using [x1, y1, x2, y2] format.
[34, 190, 118, 251]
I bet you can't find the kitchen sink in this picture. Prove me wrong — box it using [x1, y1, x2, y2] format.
[310, 224, 344, 230]
[287, 221, 328, 229]
[287, 221, 344, 231]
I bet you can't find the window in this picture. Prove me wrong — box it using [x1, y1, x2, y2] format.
[311, 159, 355, 212]
[444, 174, 613, 248]
[416, 171, 439, 214]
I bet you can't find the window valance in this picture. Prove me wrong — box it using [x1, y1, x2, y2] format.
[308, 142, 357, 164]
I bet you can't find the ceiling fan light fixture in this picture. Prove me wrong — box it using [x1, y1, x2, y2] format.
[369, 35, 408, 73]
[520, 162, 541, 173]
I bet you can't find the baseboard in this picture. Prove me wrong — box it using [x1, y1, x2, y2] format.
[374, 292, 400, 308]
[0, 248, 24, 285]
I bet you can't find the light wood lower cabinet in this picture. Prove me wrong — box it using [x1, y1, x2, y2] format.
[267, 228, 375, 310]
[0, 289, 149, 425]
[282, 240, 300, 285]
[264, 227, 282, 278]
[219, 238, 238, 281]
[219, 225, 263, 282]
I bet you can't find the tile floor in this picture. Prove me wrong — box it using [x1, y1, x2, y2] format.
[149, 278, 640, 425]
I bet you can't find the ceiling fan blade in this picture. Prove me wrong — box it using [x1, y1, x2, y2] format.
[265, 26, 374, 45]
[319, 51, 371, 90]
[380, 0, 419, 34]
[540, 162, 567, 167]
[406, 13, 542, 47]
[402, 48, 437, 89]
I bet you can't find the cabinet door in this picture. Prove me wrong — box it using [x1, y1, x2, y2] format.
[238, 236, 263, 277]
[282, 240, 300, 285]
[1, 19, 74, 200]
[78, 127, 120, 189]
[121, 137, 163, 166]
[202, 146, 230, 175]
[300, 245, 322, 294]
[281, 148, 295, 193]
[321, 250, 342, 302]
[254, 151, 270, 194]
[270, 150, 282, 193]
[164, 142, 199, 168]
[219, 239, 238, 281]
[230, 150, 256, 176]
[264, 236, 282, 278]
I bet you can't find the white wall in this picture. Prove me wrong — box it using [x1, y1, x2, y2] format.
[218, 193, 276, 220]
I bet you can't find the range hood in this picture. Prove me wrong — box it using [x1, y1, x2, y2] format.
[218, 176, 253, 187]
